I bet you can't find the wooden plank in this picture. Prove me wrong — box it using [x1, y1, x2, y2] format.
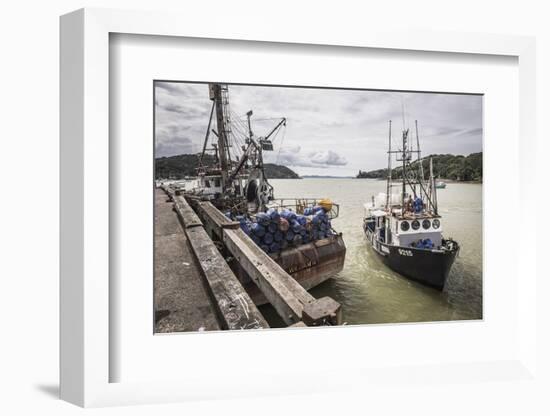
[186, 224, 269, 330]
[160, 184, 203, 228]
[198, 201, 239, 239]
[223, 228, 315, 325]
[302, 296, 342, 326]
[160, 184, 175, 197]
[173, 195, 202, 228]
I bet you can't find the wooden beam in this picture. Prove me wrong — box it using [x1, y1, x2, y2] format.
[223, 228, 309, 325]
[173, 195, 202, 229]
[197, 201, 239, 239]
[302, 297, 342, 326]
[186, 226, 269, 330]
[288, 322, 307, 328]
[160, 185, 203, 228]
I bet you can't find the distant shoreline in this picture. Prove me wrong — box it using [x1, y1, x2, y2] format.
[353, 177, 482, 184]
[158, 177, 482, 184]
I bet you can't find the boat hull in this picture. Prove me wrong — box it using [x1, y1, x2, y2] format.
[364, 227, 457, 290]
[239, 234, 346, 305]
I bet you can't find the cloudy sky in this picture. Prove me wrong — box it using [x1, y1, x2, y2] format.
[155, 82, 482, 177]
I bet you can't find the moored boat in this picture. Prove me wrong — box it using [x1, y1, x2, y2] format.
[165, 83, 346, 294]
[363, 120, 459, 290]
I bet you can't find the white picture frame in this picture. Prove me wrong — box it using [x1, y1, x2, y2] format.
[60, 8, 537, 407]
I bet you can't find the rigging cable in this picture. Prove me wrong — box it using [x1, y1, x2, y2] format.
[275, 124, 287, 165]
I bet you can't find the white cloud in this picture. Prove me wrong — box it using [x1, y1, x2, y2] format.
[309, 150, 347, 166]
[264, 146, 347, 169]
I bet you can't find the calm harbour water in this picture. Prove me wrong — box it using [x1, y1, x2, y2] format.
[264, 178, 483, 326]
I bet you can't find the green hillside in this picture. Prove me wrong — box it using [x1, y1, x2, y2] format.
[357, 152, 482, 182]
[155, 153, 300, 179]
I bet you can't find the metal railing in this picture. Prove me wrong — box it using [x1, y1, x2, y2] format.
[269, 198, 340, 219]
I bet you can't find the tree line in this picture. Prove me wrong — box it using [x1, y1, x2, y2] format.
[357, 152, 482, 182]
[155, 153, 300, 179]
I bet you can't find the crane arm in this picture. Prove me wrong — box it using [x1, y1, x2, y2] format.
[228, 141, 257, 182]
[264, 118, 286, 140]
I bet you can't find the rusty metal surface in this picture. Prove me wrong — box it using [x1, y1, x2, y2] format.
[245, 235, 346, 306]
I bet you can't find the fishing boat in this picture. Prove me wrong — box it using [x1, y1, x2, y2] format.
[168, 83, 346, 299]
[435, 181, 446, 189]
[363, 120, 459, 290]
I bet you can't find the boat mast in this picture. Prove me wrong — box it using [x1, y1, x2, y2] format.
[401, 129, 408, 210]
[209, 83, 232, 188]
[415, 120, 425, 201]
[430, 157, 438, 215]
[386, 120, 392, 209]
[198, 100, 216, 170]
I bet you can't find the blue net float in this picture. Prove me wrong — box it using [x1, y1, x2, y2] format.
[267, 208, 280, 222]
[274, 230, 283, 242]
[280, 209, 297, 221]
[269, 242, 281, 253]
[285, 230, 295, 241]
[237, 204, 338, 251]
[240, 222, 251, 234]
[251, 223, 265, 238]
[290, 220, 302, 233]
[256, 212, 271, 226]
[263, 232, 274, 245]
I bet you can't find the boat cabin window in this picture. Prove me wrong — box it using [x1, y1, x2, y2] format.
[214, 178, 221, 187]
[205, 179, 210, 188]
